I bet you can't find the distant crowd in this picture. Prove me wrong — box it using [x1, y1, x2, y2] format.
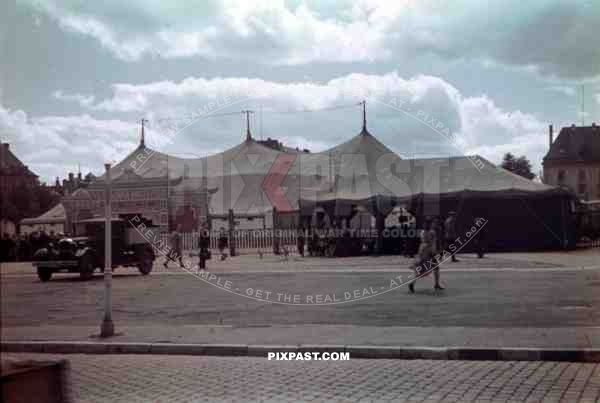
[0, 230, 62, 262]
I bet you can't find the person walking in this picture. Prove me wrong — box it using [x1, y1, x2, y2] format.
[409, 217, 444, 293]
[164, 224, 183, 268]
[444, 211, 459, 262]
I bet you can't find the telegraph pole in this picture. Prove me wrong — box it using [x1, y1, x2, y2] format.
[100, 163, 114, 338]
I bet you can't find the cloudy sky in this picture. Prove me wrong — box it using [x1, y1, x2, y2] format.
[1, 0, 599, 183]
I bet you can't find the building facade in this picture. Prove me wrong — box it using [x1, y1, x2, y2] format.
[0, 143, 39, 235]
[543, 124, 600, 201]
[62, 165, 212, 236]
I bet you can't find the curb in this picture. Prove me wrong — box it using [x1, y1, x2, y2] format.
[2, 342, 600, 362]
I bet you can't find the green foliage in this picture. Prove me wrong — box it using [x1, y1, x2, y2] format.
[501, 153, 536, 180]
[0, 182, 60, 223]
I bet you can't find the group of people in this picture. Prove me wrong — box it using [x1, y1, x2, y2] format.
[162, 224, 228, 270]
[409, 212, 487, 293]
[0, 230, 63, 262]
[158, 212, 487, 282]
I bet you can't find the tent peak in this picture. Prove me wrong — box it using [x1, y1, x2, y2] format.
[242, 110, 254, 141]
[360, 100, 369, 135]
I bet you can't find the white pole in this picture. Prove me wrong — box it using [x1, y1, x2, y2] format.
[100, 163, 114, 337]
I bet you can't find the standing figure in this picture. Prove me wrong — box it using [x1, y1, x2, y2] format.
[218, 227, 228, 261]
[6, 234, 16, 262]
[444, 211, 459, 262]
[405, 219, 417, 258]
[297, 226, 306, 257]
[164, 224, 183, 268]
[474, 217, 487, 258]
[433, 217, 443, 256]
[0, 233, 8, 262]
[409, 218, 444, 293]
[198, 223, 211, 269]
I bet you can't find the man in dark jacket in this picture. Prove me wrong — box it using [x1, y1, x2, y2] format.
[0, 233, 8, 262]
[198, 223, 211, 269]
[218, 227, 228, 260]
[474, 217, 487, 258]
[297, 226, 306, 257]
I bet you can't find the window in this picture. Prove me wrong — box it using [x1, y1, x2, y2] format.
[557, 170, 566, 185]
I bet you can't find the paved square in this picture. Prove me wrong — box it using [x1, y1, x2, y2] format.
[4, 353, 600, 402]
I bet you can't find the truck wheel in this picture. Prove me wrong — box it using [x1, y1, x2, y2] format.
[138, 255, 153, 275]
[37, 269, 52, 282]
[79, 254, 95, 280]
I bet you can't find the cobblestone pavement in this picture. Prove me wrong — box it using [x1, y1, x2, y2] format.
[4, 353, 600, 403]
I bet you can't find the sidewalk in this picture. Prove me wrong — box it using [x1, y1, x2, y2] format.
[5, 352, 599, 402]
[4, 324, 600, 348]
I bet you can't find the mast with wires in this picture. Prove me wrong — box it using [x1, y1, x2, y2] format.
[581, 85, 585, 126]
[242, 110, 254, 141]
[140, 118, 148, 148]
[359, 100, 368, 134]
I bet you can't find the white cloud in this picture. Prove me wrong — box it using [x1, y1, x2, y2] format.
[547, 86, 576, 97]
[460, 96, 547, 171]
[0, 104, 138, 182]
[22, 0, 600, 79]
[53, 90, 96, 108]
[44, 71, 549, 174]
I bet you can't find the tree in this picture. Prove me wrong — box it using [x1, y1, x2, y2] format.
[501, 153, 535, 180]
[1, 182, 60, 223]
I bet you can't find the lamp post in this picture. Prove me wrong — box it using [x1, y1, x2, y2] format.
[100, 163, 114, 338]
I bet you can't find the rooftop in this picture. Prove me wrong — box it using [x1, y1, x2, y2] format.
[544, 124, 600, 163]
[0, 143, 37, 177]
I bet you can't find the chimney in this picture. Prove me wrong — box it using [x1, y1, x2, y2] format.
[0, 144, 6, 167]
[549, 124, 553, 149]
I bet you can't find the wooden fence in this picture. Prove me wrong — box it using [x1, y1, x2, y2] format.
[161, 230, 298, 252]
[577, 238, 600, 249]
